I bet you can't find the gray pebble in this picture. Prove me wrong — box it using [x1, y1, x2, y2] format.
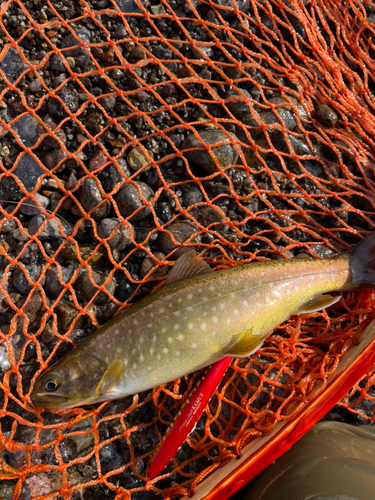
[0, 47, 28, 83]
[106, 159, 131, 191]
[182, 129, 240, 174]
[116, 0, 147, 14]
[226, 88, 253, 121]
[28, 214, 73, 239]
[210, 0, 249, 18]
[12, 264, 45, 295]
[43, 149, 68, 171]
[20, 193, 49, 216]
[183, 185, 204, 207]
[97, 218, 132, 250]
[0, 218, 17, 233]
[13, 154, 44, 191]
[11, 114, 39, 147]
[78, 268, 116, 305]
[45, 264, 78, 298]
[36, 120, 67, 150]
[80, 178, 110, 220]
[115, 181, 154, 221]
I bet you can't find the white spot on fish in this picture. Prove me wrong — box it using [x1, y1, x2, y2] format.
[139, 336, 143, 343]
[132, 348, 136, 355]
[147, 366, 152, 371]
[178, 297, 182, 303]
[255, 292, 260, 297]
[201, 323, 207, 331]
[124, 359, 128, 367]
[188, 323, 194, 330]
[157, 354, 161, 360]
[162, 347, 169, 354]
[175, 350, 180, 356]
[168, 337, 173, 343]
[159, 307, 165, 313]
[161, 327, 167, 333]
[234, 309, 239, 315]
[220, 302, 225, 310]
[173, 311, 179, 316]
[133, 319, 138, 325]
[209, 285, 215, 292]
[192, 343, 197, 349]
[174, 324, 179, 331]
[177, 333, 184, 341]
[203, 311, 208, 317]
[187, 306, 193, 311]
[231, 293, 236, 299]
[227, 318, 231, 325]
[133, 363, 137, 369]
[203, 296, 208, 301]
[187, 293, 193, 300]
[153, 335, 157, 342]
[243, 300, 249, 307]
[150, 347, 154, 355]
[213, 316, 218, 323]
[139, 354, 144, 362]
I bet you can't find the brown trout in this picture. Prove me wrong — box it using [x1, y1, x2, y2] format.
[31, 233, 375, 410]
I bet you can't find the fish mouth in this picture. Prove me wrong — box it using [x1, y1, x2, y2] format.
[31, 390, 99, 410]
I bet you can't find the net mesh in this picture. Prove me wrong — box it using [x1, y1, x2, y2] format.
[1, 0, 375, 498]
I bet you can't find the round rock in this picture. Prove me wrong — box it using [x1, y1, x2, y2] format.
[97, 218, 132, 251]
[316, 104, 338, 127]
[80, 178, 110, 220]
[114, 181, 154, 221]
[28, 214, 73, 240]
[182, 129, 240, 174]
[77, 268, 116, 305]
[160, 221, 199, 257]
[45, 264, 78, 298]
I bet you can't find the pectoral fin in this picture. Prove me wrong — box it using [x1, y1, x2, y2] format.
[224, 327, 263, 357]
[295, 294, 341, 315]
[96, 359, 124, 395]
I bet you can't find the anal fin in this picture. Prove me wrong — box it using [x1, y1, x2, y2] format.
[295, 294, 341, 315]
[224, 327, 263, 357]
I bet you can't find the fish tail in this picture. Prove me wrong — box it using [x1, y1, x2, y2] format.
[347, 232, 375, 288]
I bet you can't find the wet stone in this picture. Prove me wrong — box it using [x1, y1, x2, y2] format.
[45, 264, 78, 297]
[160, 220, 199, 257]
[208, 0, 250, 18]
[19, 473, 53, 500]
[20, 193, 49, 216]
[89, 150, 108, 172]
[106, 160, 131, 190]
[80, 178, 110, 220]
[77, 268, 116, 305]
[12, 264, 44, 296]
[60, 27, 91, 59]
[97, 218, 132, 250]
[59, 243, 106, 265]
[127, 146, 154, 172]
[13, 154, 44, 191]
[115, 0, 147, 14]
[0, 218, 17, 233]
[316, 104, 338, 127]
[226, 88, 253, 121]
[183, 185, 204, 207]
[48, 85, 80, 119]
[140, 252, 166, 278]
[98, 95, 116, 111]
[17, 292, 48, 330]
[43, 148, 68, 170]
[35, 120, 67, 150]
[11, 115, 39, 147]
[57, 303, 83, 332]
[0, 47, 29, 83]
[115, 181, 154, 221]
[28, 214, 73, 240]
[182, 129, 240, 174]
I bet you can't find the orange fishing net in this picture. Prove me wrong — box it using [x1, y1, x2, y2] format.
[1, 0, 375, 498]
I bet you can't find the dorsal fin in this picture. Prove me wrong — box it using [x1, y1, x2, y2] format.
[165, 250, 213, 285]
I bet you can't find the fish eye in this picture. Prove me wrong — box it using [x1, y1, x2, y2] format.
[44, 376, 61, 392]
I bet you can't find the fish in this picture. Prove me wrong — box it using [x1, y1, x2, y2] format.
[31, 232, 375, 410]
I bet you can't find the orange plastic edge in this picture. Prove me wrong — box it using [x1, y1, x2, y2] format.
[187, 318, 375, 500]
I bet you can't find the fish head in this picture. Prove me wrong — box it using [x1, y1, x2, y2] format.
[31, 350, 108, 410]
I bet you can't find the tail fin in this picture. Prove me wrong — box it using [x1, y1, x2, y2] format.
[347, 232, 375, 288]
